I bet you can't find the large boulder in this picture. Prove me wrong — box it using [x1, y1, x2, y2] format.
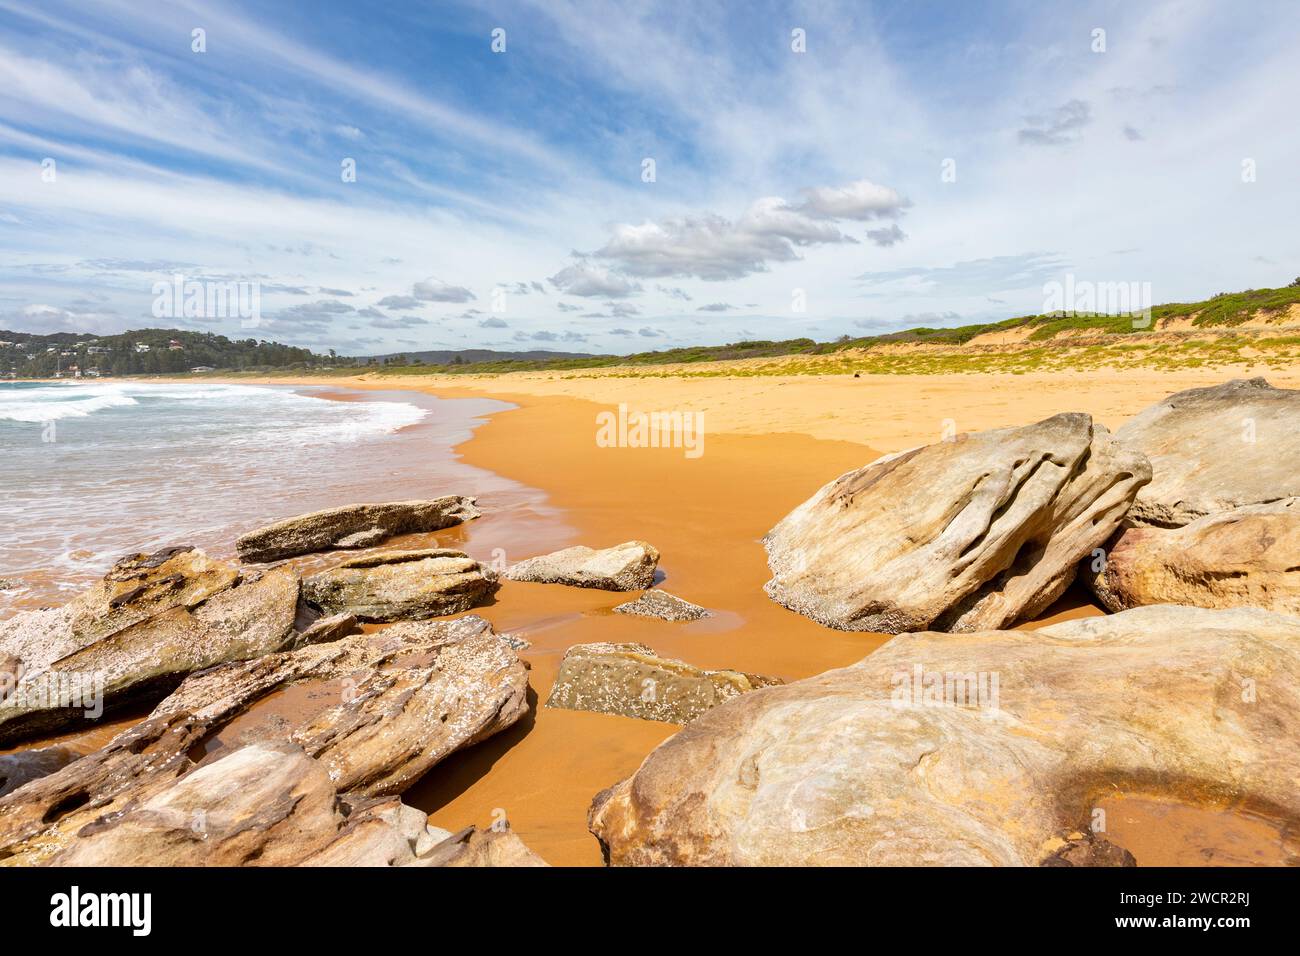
[763, 413, 1150, 633]
[236, 497, 481, 563]
[546, 642, 781, 724]
[589, 606, 1300, 866]
[1086, 499, 1300, 614]
[302, 549, 498, 622]
[0, 566, 301, 746]
[1113, 378, 1300, 527]
[504, 541, 659, 591]
[153, 615, 528, 796]
[0, 546, 238, 674]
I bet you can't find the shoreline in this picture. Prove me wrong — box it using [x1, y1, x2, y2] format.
[7, 369, 1299, 865]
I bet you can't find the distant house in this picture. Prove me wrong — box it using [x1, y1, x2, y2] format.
[168, 339, 184, 351]
[189, 365, 215, 373]
[135, 342, 150, 353]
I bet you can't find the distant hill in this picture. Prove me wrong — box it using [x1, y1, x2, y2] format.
[0, 329, 324, 378]
[361, 348, 601, 365]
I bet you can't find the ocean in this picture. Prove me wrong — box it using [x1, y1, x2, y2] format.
[0, 381, 565, 614]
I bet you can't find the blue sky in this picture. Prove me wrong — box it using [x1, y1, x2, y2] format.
[1, 0, 1297, 355]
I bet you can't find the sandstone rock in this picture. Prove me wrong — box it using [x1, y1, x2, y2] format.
[614, 590, 711, 622]
[287, 612, 361, 649]
[0, 546, 238, 674]
[0, 746, 79, 798]
[413, 825, 549, 867]
[302, 549, 498, 622]
[0, 566, 300, 746]
[504, 541, 659, 591]
[1086, 499, 1300, 614]
[236, 497, 481, 563]
[547, 642, 781, 724]
[51, 742, 343, 867]
[763, 412, 1150, 633]
[1114, 378, 1300, 527]
[0, 711, 208, 864]
[589, 606, 1300, 866]
[1040, 832, 1136, 867]
[153, 615, 529, 796]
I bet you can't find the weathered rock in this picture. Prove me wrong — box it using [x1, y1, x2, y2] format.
[0, 711, 208, 864]
[236, 497, 481, 563]
[287, 612, 361, 649]
[153, 615, 529, 796]
[763, 412, 1150, 633]
[0, 746, 79, 798]
[303, 809, 547, 867]
[0, 566, 300, 746]
[0, 546, 238, 675]
[547, 642, 781, 724]
[1114, 378, 1300, 527]
[51, 742, 343, 867]
[504, 541, 659, 591]
[1040, 832, 1136, 867]
[302, 549, 498, 622]
[614, 590, 711, 622]
[1086, 499, 1300, 614]
[589, 606, 1300, 866]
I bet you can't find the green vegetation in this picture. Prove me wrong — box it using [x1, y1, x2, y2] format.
[5, 283, 1298, 380]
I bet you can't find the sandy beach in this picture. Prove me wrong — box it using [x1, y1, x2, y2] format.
[142, 362, 1295, 866]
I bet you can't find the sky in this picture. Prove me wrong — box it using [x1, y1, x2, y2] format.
[1, 0, 1297, 356]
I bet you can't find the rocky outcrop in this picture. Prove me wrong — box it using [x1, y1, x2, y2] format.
[589, 606, 1300, 866]
[37, 741, 547, 867]
[763, 413, 1150, 633]
[0, 566, 301, 746]
[236, 497, 481, 563]
[153, 615, 528, 796]
[0, 616, 529, 864]
[504, 541, 659, 591]
[547, 642, 781, 724]
[1113, 378, 1300, 527]
[613, 590, 711, 622]
[0, 746, 79, 798]
[1086, 499, 1300, 614]
[302, 549, 498, 622]
[0, 546, 238, 675]
[52, 742, 345, 866]
[1040, 832, 1136, 867]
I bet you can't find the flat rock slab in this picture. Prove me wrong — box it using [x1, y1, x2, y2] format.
[589, 606, 1300, 866]
[613, 590, 711, 622]
[236, 497, 481, 563]
[504, 541, 659, 591]
[764, 412, 1150, 633]
[1114, 378, 1300, 527]
[154, 614, 528, 796]
[547, 642, 781, 724]
[1086, 499, 1300, 614]
[0, 566, 301, 746]
[302, 549, 498, 622]
[0, 546, 238, 676]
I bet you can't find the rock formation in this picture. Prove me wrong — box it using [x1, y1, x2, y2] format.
[504, 541, 659, 591]
[301, 549, 499, 622]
